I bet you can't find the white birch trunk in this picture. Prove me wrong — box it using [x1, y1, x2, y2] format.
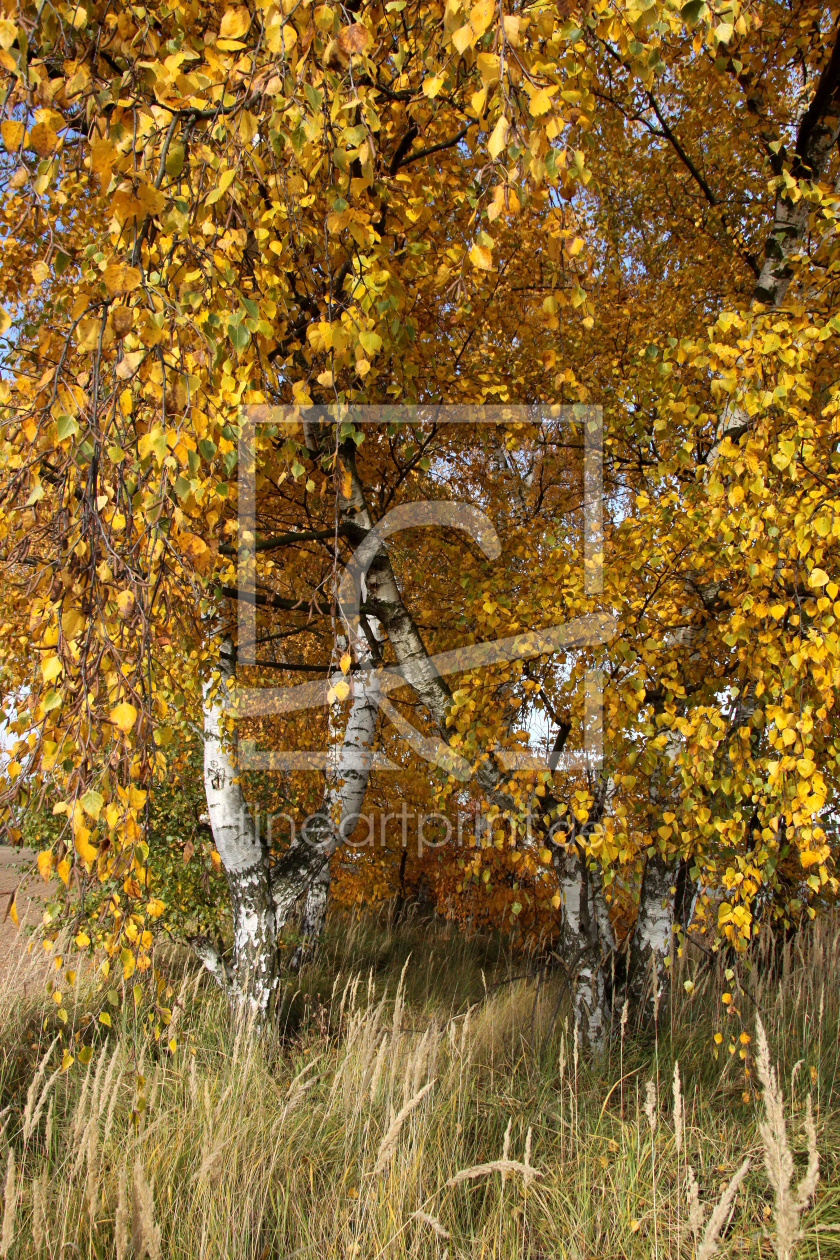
[627, 856, 677, 1020]
[200, 638, 278, 1012]
[287, 620, 383, 965]
[552, 846, 612, 1053]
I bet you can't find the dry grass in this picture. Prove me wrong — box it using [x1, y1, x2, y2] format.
[0, 910, 838, 1259]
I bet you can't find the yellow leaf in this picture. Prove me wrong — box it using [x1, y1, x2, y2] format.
[116, 350, 146, 380]
[476, 52, 500, 85]
[210, 850, 222, 873]
[75, 931, 90, 947]
[452, 23, 474, 53]
[340, 651, 352, 674]
[168, 1038, 177, 1054]
[61, 608, 85, 640]
[9, 898, 18, 927]
[502, 14, 520, 44]
[37, 850, 54, 882]
[333, 679, 350, 703]
[74, 828, 98, 864]
[235, 110, 257, 145]
[470, 0, 494, 36]
[0, 19, 18, 50]
[116, 589, 134, 616]
[809, 568, 829, 587]
[120, 947, 135, 980]
[551, 892, 561, 909]
[42, 655, 63, 683]
[469, 244, 493, 270]
[529, 88, 553, 117]
[423, 75, 444, 98]
[29, 122, 58, 157]
[57, 858, 70, 886]
[76, 317, 101, 353]
[136, 183, 165, 216]
[103, 264, 142, 297]
[220, 5, 250, 38]
[111, 701, 138, 734]
[61, 1049, 74, 1072]
[99, 1011, 111, 1026]
[1, 120, 24, 151]
[147, 898, 165, 918]
[317, 369, 334, 387]
[487, 115, 509, 159]
[90, 136, 115, 179]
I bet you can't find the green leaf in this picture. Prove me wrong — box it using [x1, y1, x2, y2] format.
[238, 293, 259, 320]
[56, 415, 79, 441]
[81, 789, 103, 820]
[359, 330, 382, 357]
[198, 439, 217, 462]
[680, 0, 706, 22]
[165, 143, 185, 177]
[228, 321, 251, 352]
[174, 474, 192, 500]
[304, 82, 323, 113]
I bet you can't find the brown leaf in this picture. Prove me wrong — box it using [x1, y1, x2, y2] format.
[104, 264, 142, 296]
[112, 306, 134, 338]
[29, 122, 57, 157]
[337, 23, 371, 56]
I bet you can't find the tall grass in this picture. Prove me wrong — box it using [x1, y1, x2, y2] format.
[0, 909, 838, 1258]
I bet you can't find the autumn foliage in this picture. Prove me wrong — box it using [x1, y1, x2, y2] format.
[1, 0, 840, 986]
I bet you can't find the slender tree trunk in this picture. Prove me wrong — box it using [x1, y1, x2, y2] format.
[198, 638, 278, 1012]
[552, 846, 613, 1051]
[625, 854, 677, 1023]
[286, 622, 383, 966]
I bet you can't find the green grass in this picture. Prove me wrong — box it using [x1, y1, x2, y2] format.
[0, 908, 838, 1259]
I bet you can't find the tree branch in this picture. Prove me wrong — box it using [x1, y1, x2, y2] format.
[396, 122, 476, 171]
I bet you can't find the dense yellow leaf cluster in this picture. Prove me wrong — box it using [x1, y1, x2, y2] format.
[0, 0, 839, 960]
